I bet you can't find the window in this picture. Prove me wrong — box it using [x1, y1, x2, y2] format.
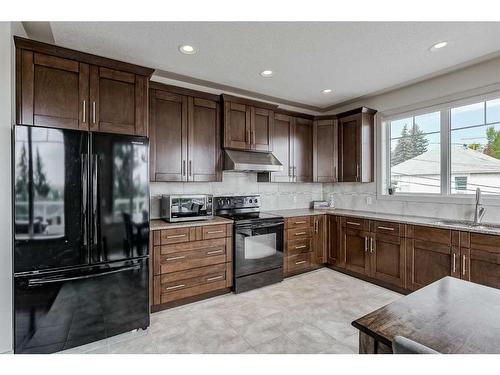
[383, 94, 500, 198]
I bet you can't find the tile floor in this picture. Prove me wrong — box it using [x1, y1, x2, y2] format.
[60, 268, 401, 354]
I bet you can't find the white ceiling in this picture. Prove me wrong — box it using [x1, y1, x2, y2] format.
[48, 22, 500, 109]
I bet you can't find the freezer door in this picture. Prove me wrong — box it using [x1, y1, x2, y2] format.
[90, 133, 150, 263]
[14, 258, 149, 354]
[14, 126, 90, 273]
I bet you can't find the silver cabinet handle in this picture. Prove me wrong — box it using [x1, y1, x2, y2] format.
[92, 101, 96, 124]
[167, 234, 186, 239]
[182, 160, 186, 176]
[347, 221, 361, 226]
[166, 255, 186, 261]
[452, 253, 456, 273]
[370, 237, 374, 253]
[315, 221, 319, 233]
[295, 260, 307, 265]
[295, 245, 307, 249]
[252, 130, 256, 145]
[207, 230, 224, 234]
[462, 254, 466, 276]
[365, 237, 368, 252]
[377, 226, 394, 231]
[207, 249, 224, 255]
[294, 221, 307, 224]
[207, 275, 224, 282]
[166, 284, 185, 291]
[82, 100, 86, 123]
[295, 232, 307, 236]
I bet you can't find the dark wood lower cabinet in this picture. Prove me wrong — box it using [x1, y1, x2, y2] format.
[461, 232, 500, 289]
[327, 215, 343, 267]
[370, 232, 406, 289]
[343, 227, 370, 276]
[313, 215, 327, 265]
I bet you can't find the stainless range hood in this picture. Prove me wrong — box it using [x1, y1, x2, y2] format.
[224, 150, 283, 172]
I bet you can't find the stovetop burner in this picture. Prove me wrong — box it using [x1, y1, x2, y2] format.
[217, 211, 282, 222]
[214, 195, 283, 224]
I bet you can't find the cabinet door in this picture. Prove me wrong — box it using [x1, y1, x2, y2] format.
[313, 119, 338, 182]
[328, 215, 344, 267]
[149, 89, 188, 181]
[313, 215, 327, 265]
[18, 50, 89, 130]
[187, 97, 221, 182]
[462, 233, 500, 289]
[370, 233, 406, 289]
[223, 101, 251, 150]
[406, 226, 460, 291]
[293, 117, 313, 182]
[90, 66, 147, 136]
[343, 227, 370, 275]
[251, 107, 274, 152]
[338, 114, 360, 182]
[272, 113, 293, 182]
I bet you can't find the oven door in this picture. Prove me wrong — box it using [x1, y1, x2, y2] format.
[234, 221, 284, 278]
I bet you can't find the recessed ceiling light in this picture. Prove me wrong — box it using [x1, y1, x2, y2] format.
[430, 41, 448, 51]
[260, 70, 274, 77]
[321, 89, 333, 94]
[179, 44, 197, 55]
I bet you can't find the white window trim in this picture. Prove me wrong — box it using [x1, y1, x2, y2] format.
[377, 87, 500, 206]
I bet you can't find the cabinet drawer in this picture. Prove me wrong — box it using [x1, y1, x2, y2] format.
[287, 253, 311, 273]
[160, 227, 192, 245]
[202, 224, 227, 240]
[409, 225, 452, 245]
[343, 217, 369, 231]
[287, 227, 312, 240]
[287, 216, 312, 229]
[155, 263, 231, 304]
[155, 238, 228, 274]
[287, 238, 311, 256]
[371, 220, 401, 236]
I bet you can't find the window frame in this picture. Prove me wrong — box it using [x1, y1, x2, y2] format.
[379, 90, 500, 205]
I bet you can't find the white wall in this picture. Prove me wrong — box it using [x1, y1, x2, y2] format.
[323, 56, 500, 223]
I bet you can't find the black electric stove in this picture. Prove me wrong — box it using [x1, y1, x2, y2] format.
[215, 195, 284, 293]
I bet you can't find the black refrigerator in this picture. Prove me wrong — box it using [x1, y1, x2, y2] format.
[13, 125, 150, 354]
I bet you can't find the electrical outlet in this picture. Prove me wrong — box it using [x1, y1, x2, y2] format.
[366, 196, 373, 205]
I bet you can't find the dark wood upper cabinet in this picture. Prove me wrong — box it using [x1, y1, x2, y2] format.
[313, 117, 338, 182]
[337, 107, 376, 183]
[15, 36, 153, 136]
[222, 95, 276, 152]
[17, 50, 89, 130]
[272, 113, 294, 182]
[293, 117, 313, 182]
[187, 97, 221, 182]
[149, 83, 221, 182]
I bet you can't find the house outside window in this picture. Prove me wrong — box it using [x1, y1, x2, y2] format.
[383, 94, 500, 198]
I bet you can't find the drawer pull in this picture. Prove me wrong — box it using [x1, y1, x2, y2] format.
[294, 221, 307, 224]
[295, 245, 307, 249]
[167, 234, 187, 239]
[207, 230, 224, 234]
[207, 249, 224, 255]
[207, 275, 224, 282]
[166, 284, 185, 291]
[347, 221, 361, 226]
[462, 254, 466, 276]
[166, 255, 186, 261]
[377, 226, 395, 231]
[295, 260, 307, 265]
[294, 232, 307, 236]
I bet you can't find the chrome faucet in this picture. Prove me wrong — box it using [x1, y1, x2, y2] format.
[473, 188, 486, 225]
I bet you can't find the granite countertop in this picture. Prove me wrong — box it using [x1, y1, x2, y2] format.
[150, 216, 233, 231]
[265, 208, 500, 235]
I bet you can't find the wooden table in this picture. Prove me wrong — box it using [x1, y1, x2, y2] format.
[352, 277, 500, 354]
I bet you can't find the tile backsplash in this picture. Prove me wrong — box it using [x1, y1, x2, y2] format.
[323, 182, 500, 223]
[150, 172, 323, 218]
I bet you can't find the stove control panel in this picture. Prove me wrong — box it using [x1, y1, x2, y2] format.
[215, 195, 260, 209]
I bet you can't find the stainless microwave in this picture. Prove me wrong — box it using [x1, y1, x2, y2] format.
[160, 195, 214, 222]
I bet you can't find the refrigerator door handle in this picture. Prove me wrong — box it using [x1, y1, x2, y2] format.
[81, 155, 88, 246]
[27, 264, 141, 287]
[92, 154, 98, 246]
